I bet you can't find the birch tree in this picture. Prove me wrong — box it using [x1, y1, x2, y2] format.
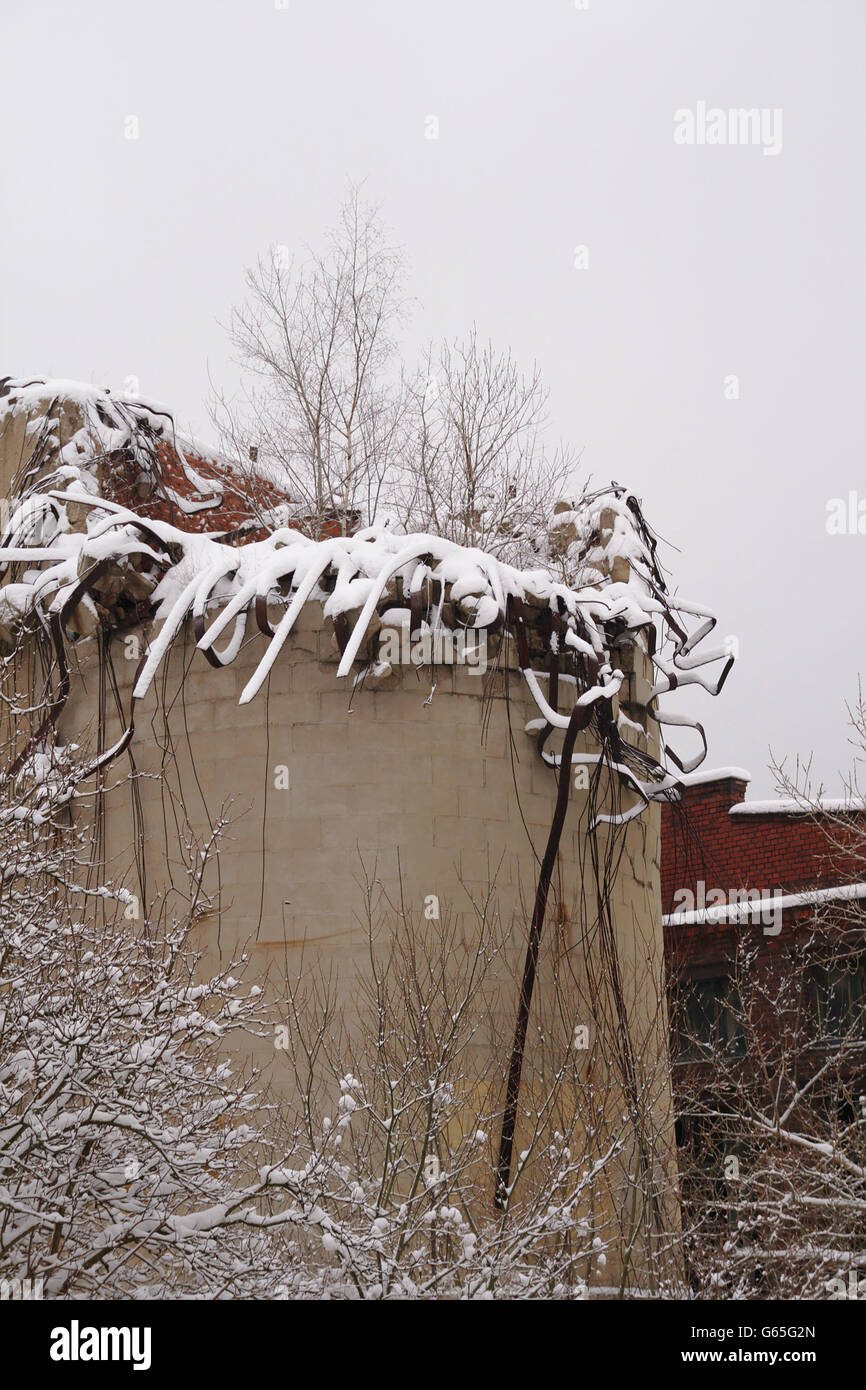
[213, 191, 576, 551]
[212, 186, 410, 537]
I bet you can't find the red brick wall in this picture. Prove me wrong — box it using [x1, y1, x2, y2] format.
[661, 778, 860, 910]
[103, 438, 357, 542]
[104, 440, 292, 539]
[661, 777, 866, 971]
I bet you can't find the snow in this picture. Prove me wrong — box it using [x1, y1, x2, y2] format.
[0, 380, 738, 819]
[679, 765, 752, 788]
[663, 881, 866, 926]
[730, 797, 866, 815]
[616, 709, 647, 738]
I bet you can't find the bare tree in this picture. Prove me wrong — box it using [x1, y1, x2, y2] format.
[0, 731, 679, 1298]
[262, 857, 682, 1299]
[213, 194, 577, 551]
[212, 186, 410, 537]
[672, 714, 866, 1299]
[0, 631, 681, 1298]
[396, 329, 576, 561]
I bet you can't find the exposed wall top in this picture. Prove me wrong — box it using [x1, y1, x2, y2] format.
[0, 375, 293, 538]
[730, 797, 866, 816]
[0, 376, 736, 825]
[678, 766, 752, 788]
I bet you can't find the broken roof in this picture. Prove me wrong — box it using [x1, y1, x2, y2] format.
[0, 377, 736, 823]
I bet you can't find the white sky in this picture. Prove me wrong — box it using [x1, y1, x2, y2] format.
[2, 0, 864, 796]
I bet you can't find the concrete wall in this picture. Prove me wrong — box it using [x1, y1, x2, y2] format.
[1, 386, 681, 1283]
[53, 604, 678, 1265]
[61, 602, 663, 1006]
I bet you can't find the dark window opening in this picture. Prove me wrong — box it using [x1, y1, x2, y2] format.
[809, 958, 866, 1044]
[675, 975, 745, 1060]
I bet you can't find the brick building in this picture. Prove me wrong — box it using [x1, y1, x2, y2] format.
[661, 767, 866, 1066]
[660, 771, 866, 1294]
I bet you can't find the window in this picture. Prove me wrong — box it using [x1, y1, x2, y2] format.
[810, 958, 866, 1043]
[676, 975, 745, 1059]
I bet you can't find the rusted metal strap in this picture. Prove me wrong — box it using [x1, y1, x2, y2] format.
[507, 594, 531, 671]
[192, 611, 236, 668]
[495, 697, 594, 1209]
[534, 606, 561, 760]
[8, 554, 110, 777]
[332, 611, 351, 656]
[409, 585, 424, 637]
[254, 592, 274, 637]
[9, 556, 139, 778]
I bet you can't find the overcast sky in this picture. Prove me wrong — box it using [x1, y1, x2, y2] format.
[2, 0, 864, 797]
